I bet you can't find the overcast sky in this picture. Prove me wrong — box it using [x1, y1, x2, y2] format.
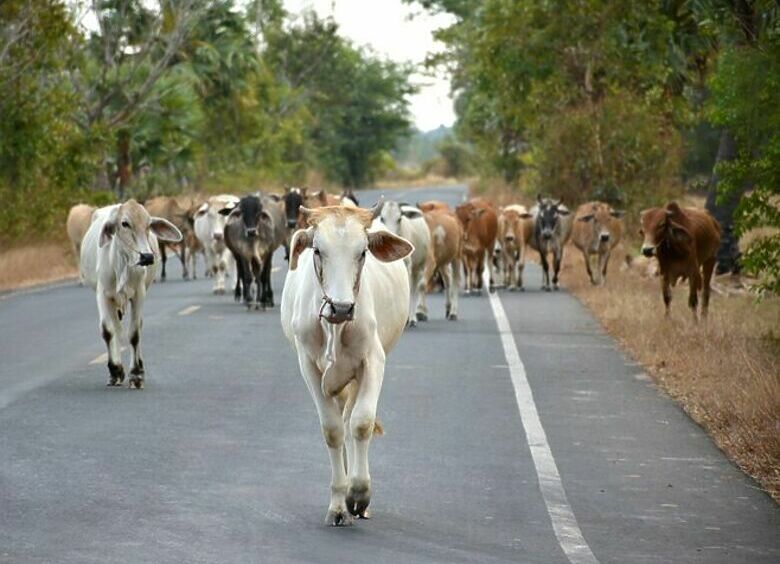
[284, 0, 456, 132]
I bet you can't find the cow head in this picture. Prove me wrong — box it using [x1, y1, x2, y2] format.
[220, 195, 273, 239]
[577, 203, 624, 250]
[639, 202, 691, 257]
[195, 196, 238, 242]
[283, 187, 307, 230]
[535, 195, 570, 240]
[378, 201, 423, 235]
[499, 206, 530, 245]
[100, 199, 182, 266]
[289, 200, 414, 324]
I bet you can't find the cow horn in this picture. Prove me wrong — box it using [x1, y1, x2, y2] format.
[370, 197, 385, 220]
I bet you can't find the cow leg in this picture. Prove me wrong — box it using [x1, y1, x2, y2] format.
[233, 254, 245, 303]
[179, 244, 189, 280]
[128, 291, 145, 390]
[552, 247, 563, 290]
[599, 249, 611, 285]
[346, 350, 384, 519]
[447, 260, 460, 320]
[517, 246, 526, 291]
[582, 249, 595, 284]
[250, 256, 262, 310]
[97, 292, 124, 386]
[260, 251, 274, 308]
[297, 352, 352, 526]
[688, 268, 702, 322]
[159, 243, 167, 282]
[539, 250, 551, 291]
[701, 257, 716, 319]
[189, 248, 197, 280]
[662, 274, 672, 317]
[407, 262, 420, 326]
[486, 248, 496, 292]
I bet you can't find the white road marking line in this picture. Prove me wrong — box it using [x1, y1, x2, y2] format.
[488, 291, 599, 564]
[272, 266, 281, 273]
[89, 346, 126, 365]
[177, 305, 201, 316]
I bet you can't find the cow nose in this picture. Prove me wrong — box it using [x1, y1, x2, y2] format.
[505, 235, 515, 242]
[600, 233, 610, 242]
[213, 232, 223, 241]
[246, 228, 258, 238]
[542, 231, 552, 240]
[326, 301, 355, 323]
[641, 246, 655, 257]
[287, 219, 297, 229]
[138, 253, 155, 266]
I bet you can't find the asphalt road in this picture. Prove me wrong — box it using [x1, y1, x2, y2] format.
[1, 185, 777, 564]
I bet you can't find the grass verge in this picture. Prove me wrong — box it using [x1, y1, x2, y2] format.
[560, 247, 780, 502]
[0, 242, 77, 292]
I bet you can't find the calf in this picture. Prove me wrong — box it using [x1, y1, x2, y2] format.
[79, 200, 181, 388]
[144, 196, 196, 281]
[497, 204, 533, 291]
[66, 203, 96, 282]
[281, 202, 413, 526]
[223, 194, 285, 310]
[455, 198, 498, 294]
[421, 210, 462, 320]
[194, 194, 239, 294]
[374, 201, 432, 326]
[572, 201, 624, 285]
[639, 202, 720, 320]
[529, 196, 572, 291]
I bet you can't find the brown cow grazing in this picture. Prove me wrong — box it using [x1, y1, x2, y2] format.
[639, 202, 721, 320]
[418, 200, 451, 214]
[572, 201, 624, 285]
[66, 204, 96, 282]
[144, 196, 198, 281]
[497, 204, 534, 291]
[421, 211, 462, 320]
[455, 198, 498, 294]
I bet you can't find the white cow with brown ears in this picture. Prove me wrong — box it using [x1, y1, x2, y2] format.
[281, 201, 413, 526]
[80, 200, 181, 389]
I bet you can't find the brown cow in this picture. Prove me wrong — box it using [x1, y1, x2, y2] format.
[455, 198, 498, 294]
[144, 196, 199, 281]
[420, 211, 462, 320]
[639, 202, 721, 320]
[497, 204, 534, 291]
[572, 201, 624, 285]
[66, 203, 96, 282]
[418, 200, 450, 214]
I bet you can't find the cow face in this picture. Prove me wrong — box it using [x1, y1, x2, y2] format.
[289, 203, 413, 324]
[578, 204, 624, 251]
[499, 208, 529, 245]
[100, 199, 182, 266]
[221, 195, 272, 239]
[379, 201, 423, 235]
[196, 198, 237, 242]
[283, 187, 306, 229]
[639, 203, 691, 257]
[536, 197, 570, 241]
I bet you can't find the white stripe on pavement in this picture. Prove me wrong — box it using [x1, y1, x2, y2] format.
[89, 347, 126, 365]
[177, 305, 201, 316]
[488, 291, 599, 564]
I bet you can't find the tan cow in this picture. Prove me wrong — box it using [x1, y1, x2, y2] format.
[497, 204, 533, 291]
[571, 201, 624, 285]
[66, 203, 96, 281]
[144, 196, 198, 281]
[421, 210, 462, 320]
[417, 200, 450, 214]
[455, 198, 498, 294]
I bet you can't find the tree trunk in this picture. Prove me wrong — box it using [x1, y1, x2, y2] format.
[116, 130, 132, 200]
[705, 130, 743, 274]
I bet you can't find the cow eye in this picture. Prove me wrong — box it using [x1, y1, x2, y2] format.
[638, 228, 644, 236]
[313, 248, 320, 256]
[121, 220, 130, 228]
[360, 249, 367, 259]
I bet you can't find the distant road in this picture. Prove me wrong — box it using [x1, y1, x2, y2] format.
[1, 184, 777, 564]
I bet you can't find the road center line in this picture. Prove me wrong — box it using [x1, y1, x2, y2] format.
[177, 305, 201, 316]
[89, 346, 126, 365]
[488, 291, 599, 564]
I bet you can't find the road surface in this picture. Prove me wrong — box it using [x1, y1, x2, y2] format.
[1, 185, 777, 564]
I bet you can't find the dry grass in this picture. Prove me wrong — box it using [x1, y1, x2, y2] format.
[0, 242, 77, 292]
[373, 174, 465, 190]
[561, 246, 780, 502]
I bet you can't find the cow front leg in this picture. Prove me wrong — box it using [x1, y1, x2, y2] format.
[688, 268, 701, 322]
[539, 250, 551, 291]
[662, 275, 672, 318]
[346, 351, 385, 519]
[128, 293, 145, 389]
[701, 257, 716, 320]
[159, 244, 168, 282]
[297, 352, 352, 526]
[260, 252, 275, 308]
[180, 244, 189, 280]
[445, 261, 459, 320]
[552, 248, 563, 290]
[97, 293, 124, 386]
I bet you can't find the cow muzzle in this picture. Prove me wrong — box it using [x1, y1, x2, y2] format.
[286, 219, 297, 229]
[600, 233, 610, 243]
[213, 232, 224, 241]
[320, 298, 355, 324]
[245, 227, 258, 238]
[138, 253, 155, 266]
[542, 230, 553, 240]
[505, 234, 515, 242]
[641, 245, 655, 258]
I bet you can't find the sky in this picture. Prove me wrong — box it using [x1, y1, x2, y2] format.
[284, 0, 456, 132]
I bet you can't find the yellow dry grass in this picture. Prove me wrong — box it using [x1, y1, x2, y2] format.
[0, 242, 77, 292]
[560, 246, 780, 502]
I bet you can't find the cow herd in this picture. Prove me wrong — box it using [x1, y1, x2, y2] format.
[65, 188, 721, 523]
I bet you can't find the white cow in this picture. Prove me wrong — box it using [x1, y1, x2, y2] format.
[194, 194, 239, 294]
[281, 202, 413, 526]
[373, 201, 431, 326]
[80, 200, 181, 388]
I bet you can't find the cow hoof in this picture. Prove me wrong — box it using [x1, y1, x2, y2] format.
[447, 313, 458, 321]
[325, 509, 354, 527]
[107, 363, 125, 386]
[128, 377, 144, 390]
[553, 285, 560, 292]
[346, 482, 371, 517]
[407, 319, 417, 328]
[519, 287, 525, 292]
[509, 286, 517, 292]
[416, 312, 428, 322]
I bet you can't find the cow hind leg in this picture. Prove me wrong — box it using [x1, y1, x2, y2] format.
[260, 252, 275, 308]
[701, 257, 716, 319]
[447, 260, 460, 320]
[552, 248, 563, 290]
[688, 269, 702, 322]
[180, 244, 189, 280]
[662, 275, 672, 318]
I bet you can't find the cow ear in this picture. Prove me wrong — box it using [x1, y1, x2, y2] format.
[367, 230, 414, 262]
[471, 208, 487, 218]
[195, 203, 209, 217]
[260, 209, 274, 223]
[610, 209, 625, 218]
[289, 228, 313, 270]
[151, 217, 183, 242]
[519, 212, 533, 219]
[401, 207, 423, 219]
[99, 220, 116, 248]
[578, 214, 595, 222]
[557, 207, 570, 216]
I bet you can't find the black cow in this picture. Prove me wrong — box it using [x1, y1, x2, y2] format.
[223, 195, 278, 310]
[528, 196, 572, 291]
